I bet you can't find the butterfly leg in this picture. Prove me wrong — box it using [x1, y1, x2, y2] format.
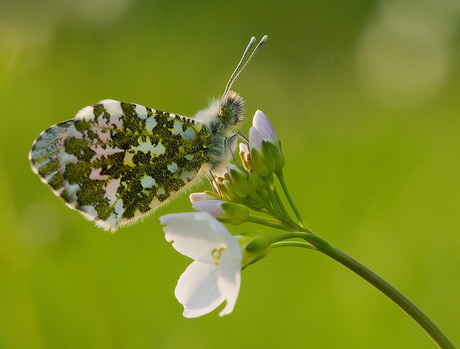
[235, 132, 249, 144]
[207, 170, 223, 199]
[224, 135, 249, 178]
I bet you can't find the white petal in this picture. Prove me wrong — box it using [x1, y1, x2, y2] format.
[239, 142, 249, 154]
[253, 110, 277, 141]
[249, 126, 263, 152]
[189, 191, 216, 203]
[220, 230, 243, 263]
[162, 212, 243, 317]
[175, 261, 225, 318]
[161, 212, 232, 263]
[192, 200, 225, 218]
[217, 257, 241, 317]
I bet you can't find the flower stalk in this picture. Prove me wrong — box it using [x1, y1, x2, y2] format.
[160, 109, 455, 348]
[279, 230, 455, 349]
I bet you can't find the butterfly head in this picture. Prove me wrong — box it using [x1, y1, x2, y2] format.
[219, 90, 245, 128]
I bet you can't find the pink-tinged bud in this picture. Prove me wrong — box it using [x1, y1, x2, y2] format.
[249, 126, 263, 153]
[253, 110, 277, 142]
[189, 191, 219, 204]
[249, 126, 275, 177]
[192, 200, 249, 225]
[249, 110, 285, 174]
[192, 200, 226, 217]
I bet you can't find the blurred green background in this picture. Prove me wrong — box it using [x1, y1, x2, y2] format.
[0, 0, 459, 348]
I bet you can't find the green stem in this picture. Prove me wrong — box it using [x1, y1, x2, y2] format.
[276, 170, 308, 229]
[298, 231, 455, 349]
[267, 175, 290, 218]
[271, 241, 315, 250]
[246, 215, 294, 231]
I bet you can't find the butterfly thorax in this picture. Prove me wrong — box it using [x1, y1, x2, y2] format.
[195, 90, 245, 170]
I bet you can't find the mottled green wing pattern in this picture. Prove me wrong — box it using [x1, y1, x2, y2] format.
[29, 99, 212, 230]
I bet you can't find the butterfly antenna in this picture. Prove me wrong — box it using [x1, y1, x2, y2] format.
[223, 35, 268, 99]
[223, 37, 256, 97]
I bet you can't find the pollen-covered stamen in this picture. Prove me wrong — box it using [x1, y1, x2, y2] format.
[211, 247, 226, 265]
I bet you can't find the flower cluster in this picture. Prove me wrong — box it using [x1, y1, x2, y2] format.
[157, 115, 454, 349]
[161, 110, 305, 318]
[192, 111, 289, 225]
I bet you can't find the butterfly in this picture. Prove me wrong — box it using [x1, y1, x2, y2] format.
[29, 35, 267, 231]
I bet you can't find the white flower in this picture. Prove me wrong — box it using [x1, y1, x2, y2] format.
[160, 212, 242, 318]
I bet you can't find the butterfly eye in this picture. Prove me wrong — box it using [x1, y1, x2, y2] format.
[220, 106, 233, 123]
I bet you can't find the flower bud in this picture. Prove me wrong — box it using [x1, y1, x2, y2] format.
[241, 235, 271, 268]
[189, 191, 219, 204]
[220, 202, 249, 224]
[209, 171, 245, 203]
[192, 200, 249, 225]
[239, 143, 253, 170]
[192, 199, 225, 217]
[266, 140, 285, 173]
[249, 128, 275, 177]
[252, 110, 277, 142]
[249, 110, 285, 174]
[225, 164, 269, 207]
[220, 178, 246, 203]
[228, 164, 252, 198]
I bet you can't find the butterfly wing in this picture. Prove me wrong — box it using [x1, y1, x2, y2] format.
[30, 99, 212, 231]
